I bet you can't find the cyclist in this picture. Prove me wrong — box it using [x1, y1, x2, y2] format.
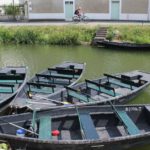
[74, 7, 83, 18]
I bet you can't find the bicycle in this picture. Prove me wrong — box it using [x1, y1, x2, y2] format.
[72, 14, 89, 23]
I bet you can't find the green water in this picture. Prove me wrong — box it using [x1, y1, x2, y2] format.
[0, 45, 150, 149]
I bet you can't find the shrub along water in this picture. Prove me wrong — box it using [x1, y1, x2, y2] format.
[106, 26, 150, 44]
[0, 25, 149, 45]
[0, 26, 97, 45]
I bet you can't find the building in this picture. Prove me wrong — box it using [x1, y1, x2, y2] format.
[27, 0, 150, 21]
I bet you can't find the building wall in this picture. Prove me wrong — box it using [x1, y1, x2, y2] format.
[122, 0, 148, 14]
[31, 0, 63, 13]
[28, 0, 150, 21]
[120, 0, 149, 20]
[75, 0, 109, 13]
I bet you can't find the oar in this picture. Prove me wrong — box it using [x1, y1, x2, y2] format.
[26, 100, 58, 106]
[0, 118, 38, 136]
[32, 95, 65, 105]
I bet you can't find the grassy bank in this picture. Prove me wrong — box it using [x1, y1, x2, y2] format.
[0, 25, 149, 45]
[0, 26, 97, 45]
[106, 26, 150, 44]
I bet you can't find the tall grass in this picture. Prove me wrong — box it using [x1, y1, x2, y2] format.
[0, 25, 149, 45]
[0, 26, 97, 45]
[106, 26, 150, 44]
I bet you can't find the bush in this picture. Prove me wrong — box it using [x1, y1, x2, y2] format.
[0, 26, 97, 45]
[107, 26, 150, 44]
[4, 5, 20, 20]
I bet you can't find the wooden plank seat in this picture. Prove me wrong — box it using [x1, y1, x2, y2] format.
[49, 73, 79, 79]
[109, 80, 137, 90]
[36, 74, 73, 84]
[85, 79, 120, 97]
[39, 116, 52, 140]
[66, 87, 93, 103]
[0, 83, 15, 93]
[0, 74, 25, 80]
[78, 112, 99, 140]
[121, 74, 142, 80]
[116, 110, 140, 135]
[27, 82, 56, 93]
[48, 68, 82, 76]
[109, 102, 140, 135]
[36, 79, 69, 86]
[104, 73, 143, 90]
[0, 80, 23, 84]
[0, 74, 24, 84]
[27, 88, 53, 94]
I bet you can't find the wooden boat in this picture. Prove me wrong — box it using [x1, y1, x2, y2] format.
[97, 40, 150, 50]
[0, 66, 27, 112]
[11, 70, 150, 111]
[1, 104, 150, 150]
[10, 62, 86, 111]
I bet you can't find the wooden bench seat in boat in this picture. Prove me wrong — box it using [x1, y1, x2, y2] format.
[48, 68, 81, 77]
[104, 73, 144, 90]
[108, 80, 136, 90]
[121, 74, 142, 80]
[109, 102, 140, 135]
[39, 116, 52, 140]
[36, 74, 73, 84]
[78, 112, 99, 140]
[0, 80, 23, 84]
[0, 74, 25, 81]
[116, 110, 140, 135]
[0, 83, 15, 93]
[67, 87, 93, 103]
[49, 73, 79, 79]
[85, 79, 120, 97]
[27, 82, 56, 93]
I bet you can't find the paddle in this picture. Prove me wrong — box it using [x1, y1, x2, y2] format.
[0, 118, 38, 136]
[32, 95, 64, 105]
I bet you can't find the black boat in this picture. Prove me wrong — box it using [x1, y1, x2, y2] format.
[97, 40, 150, 50]
[10, 61, 86, 110]
[0, 104, 150, 150]
[0, 66, 27, 112]
[11, 70, 150, 111]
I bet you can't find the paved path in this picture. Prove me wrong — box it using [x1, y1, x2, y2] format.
[0, 21, 150, 26]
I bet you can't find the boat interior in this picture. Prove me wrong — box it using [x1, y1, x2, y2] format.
[21, 64, 83, 98]
[49, 73, 147, 105]
[1, 105, 150, 141]
[0, 68, 26, 99]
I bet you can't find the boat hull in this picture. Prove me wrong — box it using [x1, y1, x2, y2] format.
[1, 104, 150, 150]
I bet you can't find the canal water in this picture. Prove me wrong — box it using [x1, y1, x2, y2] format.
[0, 44, 150, 150]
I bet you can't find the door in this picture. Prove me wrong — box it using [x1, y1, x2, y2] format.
[65, 1, 74, 21]
[111, 0, 120, 20]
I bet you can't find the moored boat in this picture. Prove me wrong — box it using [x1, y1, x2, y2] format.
[1, 104, 150, 150]
[10, 61, 86, 111]
[0, 66, 27, 112]
[97, 40, 150, 50]
[11, 70, 150, 111]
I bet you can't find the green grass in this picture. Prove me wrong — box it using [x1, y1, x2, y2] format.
[0, 25, 149, 45]
[0, 26, 97, 45]
[106, 25, 150, 44]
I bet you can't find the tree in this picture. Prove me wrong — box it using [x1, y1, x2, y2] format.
[4, 4, 20, 20]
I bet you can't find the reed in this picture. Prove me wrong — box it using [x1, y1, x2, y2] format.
[106, 25, 150, 44]
[0, 26, 97, 45]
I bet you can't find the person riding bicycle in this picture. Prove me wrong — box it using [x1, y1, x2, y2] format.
[74, 7, 83, 18]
